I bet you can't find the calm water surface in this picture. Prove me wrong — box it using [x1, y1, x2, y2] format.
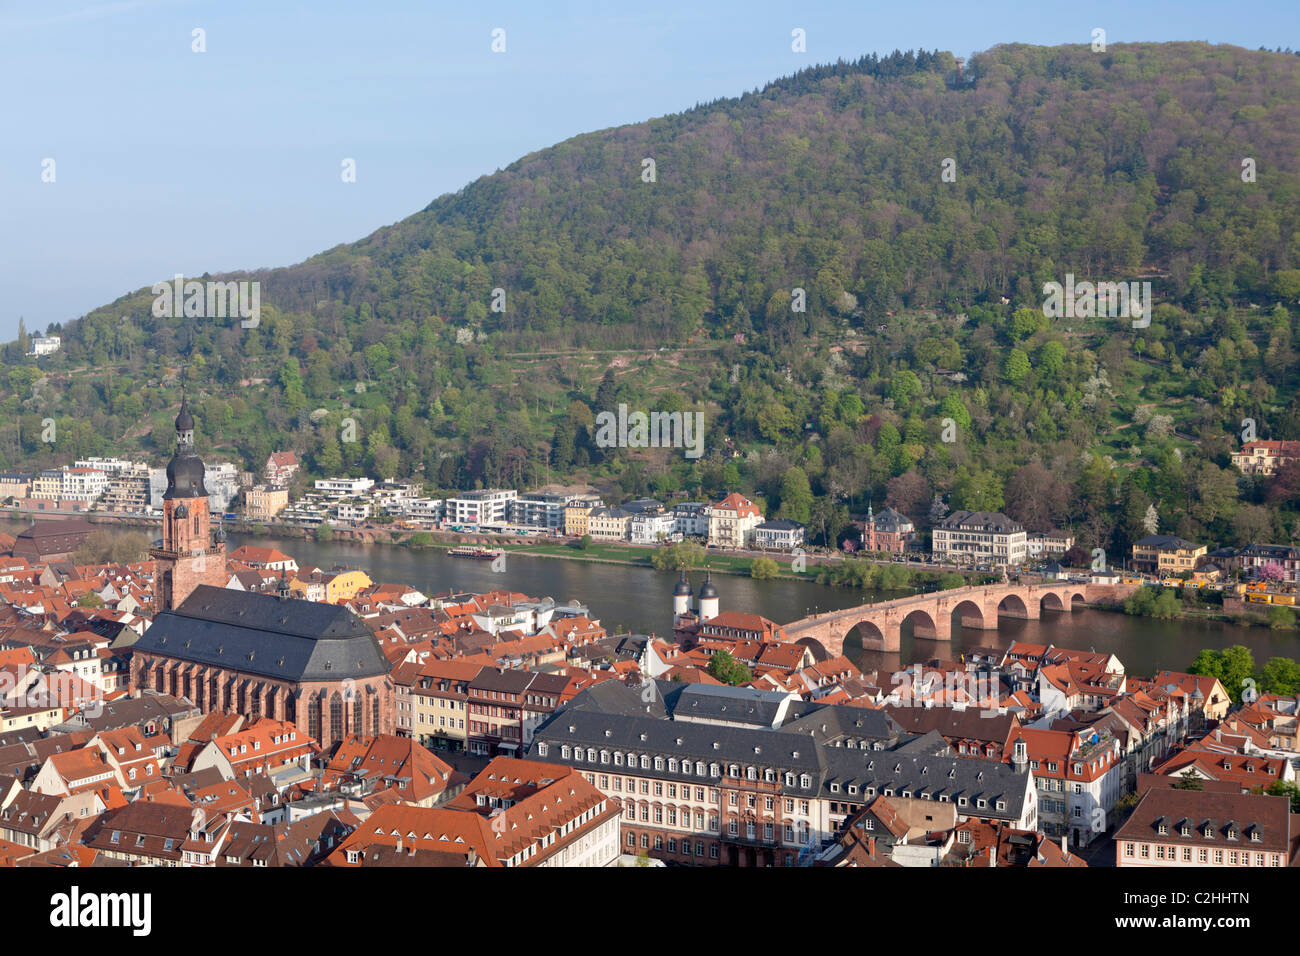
[6, 519, 1291, 677]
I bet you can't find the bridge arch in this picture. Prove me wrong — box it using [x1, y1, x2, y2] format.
[902, 608, 941, 640]
[949, 599, 987, 631]
[997, 593, 1030, 619]
[1040, 592, 1066, 614]
[843, 620, 889, 654]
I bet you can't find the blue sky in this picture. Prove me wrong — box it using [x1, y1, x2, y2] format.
[2, 0, 1298, 340]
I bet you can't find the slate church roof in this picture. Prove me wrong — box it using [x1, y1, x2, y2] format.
[133, 585, 389, 683]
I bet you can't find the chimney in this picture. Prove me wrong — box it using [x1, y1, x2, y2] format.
[396, 833, 403, 853]
[868, 836, 876, 857]
[1060, 835, 1068, 858]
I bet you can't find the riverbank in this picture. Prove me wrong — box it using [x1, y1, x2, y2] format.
[10, 510, 1293, 632]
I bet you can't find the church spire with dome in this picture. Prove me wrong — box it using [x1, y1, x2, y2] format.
[150, 389, 226, 611]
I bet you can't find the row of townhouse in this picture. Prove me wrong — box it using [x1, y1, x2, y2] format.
[391, 659, 573, 757]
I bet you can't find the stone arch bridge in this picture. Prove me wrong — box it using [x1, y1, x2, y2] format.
[783, 581, 1138, 656]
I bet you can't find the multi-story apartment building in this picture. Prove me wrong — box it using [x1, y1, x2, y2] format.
[1131, 534, 1206, 576]
[445, 489, 517, 528]
[314, 477, 375, 496]
[203, 462, 241, 511]
[371, 480, 419, 513]
[1238, 543, 1300, 584]
[1231, 439, 1300, 477]
[563, 495, 604, 537]
[510, 492, 569, 529]
[264, 451, 300, 486]
[752, 519, 806, 551]
[394, 659, 483, 751]
[27, 335, 61, 357]
[706, 493, 764, 550]
[402, 498, 445, 523]
[59, 467, 109, 502]
[931, 511, 1028, 566]
[30, 469, 63, 500]
[1015, 728, 1124, 847]
[102, 468, 152, 513]
[856, 505, 915, 554]
[467, 669, 567, 756]
[1026, 530, 1076, 559]
[587, 506, 633, 542]
[0, 473, 32, 500]
[1115, 788, 1291, 868]
[630, 511, 678, 544]
[672, 502, 710, 538]
[246, 484, 290, 521]
[333, 499, 372, 522]
[74, 457, 140, 475]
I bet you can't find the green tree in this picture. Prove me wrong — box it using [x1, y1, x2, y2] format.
[651, 541, 704, 571]
[1187, 645, 1256, 703]
[1263, 780, 1300, 813]
[750, 557, 779, 579]
[1004, 348, 1031, 384]
[1172, 769, 1203, 791]
[1259, 655, 1300, 693]
[776, 466, 813, 524]
[889, 370, 922, 407]
[1008, 307, 1043, 342]
[707, 650, 753, 686]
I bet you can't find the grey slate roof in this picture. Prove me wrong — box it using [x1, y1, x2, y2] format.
[936, 511, 1023, 534]
[528, 685, 1032, 821]
[133, 585, 389, 683]
[781, 702, 901, 745]
[672, 683, 793, 728]
[819, 745, 1026, 811]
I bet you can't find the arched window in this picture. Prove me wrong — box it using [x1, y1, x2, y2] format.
[308, 693, 321, 742]
[352, 694, 364, 736]
[371, 695, 380, 736]
[329, 692, 343, 744]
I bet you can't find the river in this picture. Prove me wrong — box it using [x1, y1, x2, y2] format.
[222, 533, 1299, 678]
[6, 518, 1294, 677]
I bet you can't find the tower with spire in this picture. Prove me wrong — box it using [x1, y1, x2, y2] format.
[150, 392, 228, 611]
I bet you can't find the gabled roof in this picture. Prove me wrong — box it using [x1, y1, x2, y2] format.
[135, 586, 389, 682]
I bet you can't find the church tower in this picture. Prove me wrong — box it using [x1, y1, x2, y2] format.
[150, 393, 227, 611]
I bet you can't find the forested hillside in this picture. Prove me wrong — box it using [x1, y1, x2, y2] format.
[4, 42, 1300, 560]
